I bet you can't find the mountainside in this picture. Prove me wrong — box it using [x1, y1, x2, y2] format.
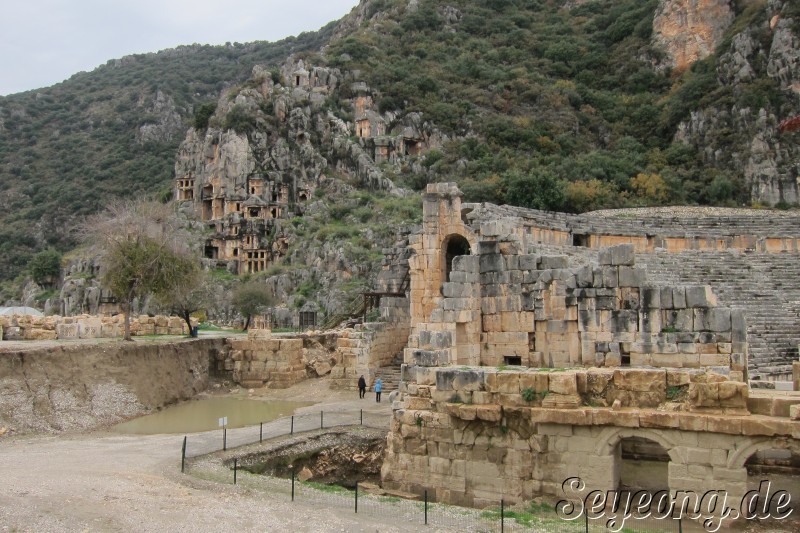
[2, 0, 799, 298]
[0, 24, 338, 288]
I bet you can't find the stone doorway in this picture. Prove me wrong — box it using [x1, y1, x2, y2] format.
[443, 234, 471, 283]
[745, 447, 800, 513]
[617, 436, 670, 493]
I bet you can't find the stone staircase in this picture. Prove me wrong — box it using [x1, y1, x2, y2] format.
[373, 352, 403, 392]
[637, 250, 800, 379]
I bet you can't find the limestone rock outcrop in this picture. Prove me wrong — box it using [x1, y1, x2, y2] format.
[670, 0, 800, 205]
[653, 0, 734, 72]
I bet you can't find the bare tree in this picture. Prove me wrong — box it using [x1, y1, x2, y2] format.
[84, 200, 201, 340]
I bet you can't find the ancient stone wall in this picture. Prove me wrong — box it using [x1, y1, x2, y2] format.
[383, 366, 800, 508]
[0, 314, 193, 341]
[409, 184, 800, 379]
[406, 184, 747, 378]
[213, 329, 338, 389]
[0, 338, 222, 433]
[331, 298, 411, 390]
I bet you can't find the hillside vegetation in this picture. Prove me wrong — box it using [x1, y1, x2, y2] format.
[319, 0, 798, 209]
[0, 25, 337, 288]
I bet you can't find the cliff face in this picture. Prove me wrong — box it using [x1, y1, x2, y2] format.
[173, 57, 427, 317]
[653, 0, 735, 72]
[673, 0, 800, 205]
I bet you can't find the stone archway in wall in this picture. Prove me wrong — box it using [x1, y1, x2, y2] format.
[594, 428, 680, 494]
[442, 233, 472, 285]
[730, 438, 800, 513]
[617, 436, 671, 493]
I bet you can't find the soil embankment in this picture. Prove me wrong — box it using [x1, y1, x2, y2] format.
[0, 338, 226, 433]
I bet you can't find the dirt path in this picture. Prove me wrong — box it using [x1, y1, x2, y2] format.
[0, 378, 429, 533]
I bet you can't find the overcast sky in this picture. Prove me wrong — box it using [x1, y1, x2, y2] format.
[0, 0, 360, 96]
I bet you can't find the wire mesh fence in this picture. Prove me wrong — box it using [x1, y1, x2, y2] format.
[181, 410, 686, 532]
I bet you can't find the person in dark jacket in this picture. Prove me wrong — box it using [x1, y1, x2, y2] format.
[358, 375, 367, 399]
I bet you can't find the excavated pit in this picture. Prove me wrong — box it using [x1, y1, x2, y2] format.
[234, 427, 387, 489]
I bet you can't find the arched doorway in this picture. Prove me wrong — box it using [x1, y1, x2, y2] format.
[617, 436, 670, 493]
[744, 448, 800, 514]
[442, 234, 471, 283]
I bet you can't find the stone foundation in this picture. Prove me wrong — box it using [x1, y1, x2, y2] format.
[383, 366, 800, 510]
[0, 314, 193, 341]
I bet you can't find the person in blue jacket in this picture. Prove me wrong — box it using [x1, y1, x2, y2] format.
[374, 378, 382, 402]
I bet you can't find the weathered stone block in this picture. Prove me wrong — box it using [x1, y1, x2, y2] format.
[641, 286, 660, 309]
[540, 255, 569, 270]
[548, 372, 578, 395]
[618, 266, 645, 287]
[672, 288, 686, 309]
[685, 285, 717, 308]
[610, 244, 635, 266]
[411, 350, 449, 367]
[613, 368, 666, 393]
[479, 254, 504, 273]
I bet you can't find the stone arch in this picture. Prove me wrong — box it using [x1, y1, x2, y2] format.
[730, 437, 800, 513]
[441, 233, 472, 284]
[728, 437, 800, 469]
[594, 427, 681, 463]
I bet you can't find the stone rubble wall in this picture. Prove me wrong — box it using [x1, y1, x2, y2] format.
[382, 366, 800, 508]
[330, 297, 411, 390]
[218, 330, 309, 389]
[0, 314, 193, 341]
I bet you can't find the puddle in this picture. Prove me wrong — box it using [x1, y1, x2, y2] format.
[112, 397, 312, 435]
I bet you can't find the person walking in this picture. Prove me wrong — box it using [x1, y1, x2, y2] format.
[374, 377, 382, 402]
[358, 375, 366, 399]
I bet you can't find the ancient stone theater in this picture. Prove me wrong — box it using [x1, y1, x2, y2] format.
[379, 183, 800, 510]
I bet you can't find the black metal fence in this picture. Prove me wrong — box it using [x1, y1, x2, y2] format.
[182, 409, 389, 459]
[181, 410, 686, 532]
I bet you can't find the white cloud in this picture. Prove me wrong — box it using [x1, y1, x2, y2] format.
[0, 0, 359, 95]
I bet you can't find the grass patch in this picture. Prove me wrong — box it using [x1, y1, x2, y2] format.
[301, 481, 350, 494]
[210, 268, 238, 281]
[196, 322, 227, 332]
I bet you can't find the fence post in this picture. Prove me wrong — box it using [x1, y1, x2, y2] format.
[223, 427, 227, 451]
[679, 517, 683, 533]
[501, 499, 504, 533]
[360, 409, 363, 425]
[181, 436, 187, 473]
[291, 415, 294, 435]
[355, 481, 359, 514]
[584, 509, 588, 533]
[320, 411, 324, 430]
[233, 458, 237, 485]
[291, 468, 295, 501]
[424, 490, 428, 525]
[259, 422, 263, 443]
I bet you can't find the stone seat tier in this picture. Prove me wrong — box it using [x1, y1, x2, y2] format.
[637, 250, 800, 378]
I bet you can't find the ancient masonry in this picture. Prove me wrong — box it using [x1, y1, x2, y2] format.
[0, 314, 192, 341]
[380, 183, 800, 511]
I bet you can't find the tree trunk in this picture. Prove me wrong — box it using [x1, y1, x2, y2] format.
[183, 310, 196, 337]
[123, 300, 132, 341]
[243, 314, 251, 331]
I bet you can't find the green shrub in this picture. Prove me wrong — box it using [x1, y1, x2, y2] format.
[193, 102, 217, 130]
[521, 387, 537, 402]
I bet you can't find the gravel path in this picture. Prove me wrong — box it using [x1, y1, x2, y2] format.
[0, 379, 444, 532]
